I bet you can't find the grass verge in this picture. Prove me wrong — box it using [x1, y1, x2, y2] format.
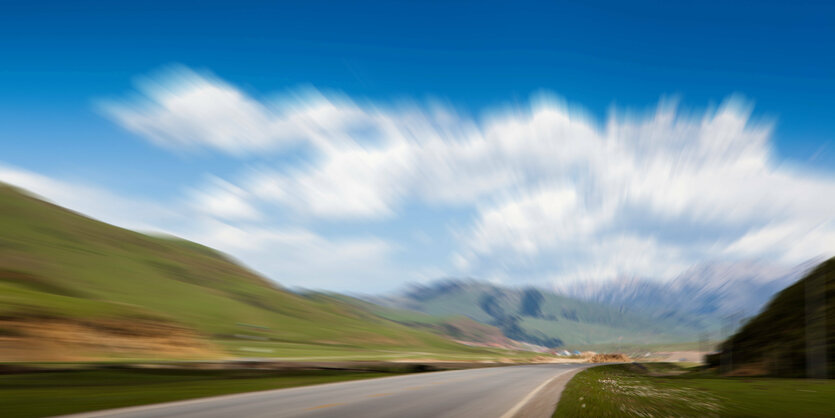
[0, 368, 404, 418]
[554, 363, 835, 417]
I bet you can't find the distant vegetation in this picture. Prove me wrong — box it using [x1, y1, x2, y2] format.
[707, 258, 834, 378]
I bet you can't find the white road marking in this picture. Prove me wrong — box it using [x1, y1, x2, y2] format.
[499, 368, 569, 418]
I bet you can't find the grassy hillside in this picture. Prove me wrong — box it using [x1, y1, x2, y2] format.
[381, 280, 702, 347]
[708, 258, 834, 377]
[0, 184, 491, 361]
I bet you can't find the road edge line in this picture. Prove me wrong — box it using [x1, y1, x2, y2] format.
[499, 369, 569, 418]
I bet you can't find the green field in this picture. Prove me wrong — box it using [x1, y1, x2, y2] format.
[0, 368, 411, 418]
[554, 363, 835, 417]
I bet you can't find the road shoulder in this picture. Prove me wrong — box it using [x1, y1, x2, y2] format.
[510, 366, 590, 418]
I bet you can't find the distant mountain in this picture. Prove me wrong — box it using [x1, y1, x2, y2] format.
[303, 291, 539, 351]
[553, 260, 815, 328]
[707, 258, 834, 377]
[0, 184, 485, 361]
[373, 280, 703, 348]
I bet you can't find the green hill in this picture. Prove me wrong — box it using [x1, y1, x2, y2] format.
[708, 258, 834, 377]
[0, 184, 490, 361]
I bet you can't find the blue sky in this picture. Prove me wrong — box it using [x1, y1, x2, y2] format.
[1, 0, 834, 291]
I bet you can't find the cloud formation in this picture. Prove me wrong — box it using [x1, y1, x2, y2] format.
[0, 164, 396, 290]
[102, 67, 375, 155]
[95, 67, 835, 287]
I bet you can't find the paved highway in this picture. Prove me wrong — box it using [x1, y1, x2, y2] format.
[66, 363, 589, 418]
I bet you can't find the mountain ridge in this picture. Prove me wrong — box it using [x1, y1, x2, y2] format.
[374, 259, 815, 348]
[373, 278, 704, 347]
[553, 259, 815, 322]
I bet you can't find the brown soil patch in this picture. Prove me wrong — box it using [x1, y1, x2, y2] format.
[589, 353, 631, 363]
[724, 363, 769, 377]
[0, 317, 221, 361]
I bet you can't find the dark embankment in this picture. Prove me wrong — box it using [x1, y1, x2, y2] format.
[707, 258, 834, 377]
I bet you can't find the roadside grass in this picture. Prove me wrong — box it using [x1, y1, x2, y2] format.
[0, 368, 405, 418]
[213, 339, 543, 362]
[554, 363, 835, 417]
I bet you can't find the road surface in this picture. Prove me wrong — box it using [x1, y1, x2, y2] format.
[66, 363, 590, 418]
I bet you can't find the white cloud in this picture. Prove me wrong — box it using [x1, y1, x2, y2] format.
[103, 68, 283, 154]
[724, 220, 835, 265]
[189, 177, 261, 221]
[547, 234, 690, 284]
[185, 219, 397, 290]
[96, 67, 835, 285]
[246, 143, 412, 219]
[466, 187, 598, 256]
[101, 67, 373, 155]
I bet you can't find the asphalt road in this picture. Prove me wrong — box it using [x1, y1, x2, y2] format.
[67, 363, 589, 418]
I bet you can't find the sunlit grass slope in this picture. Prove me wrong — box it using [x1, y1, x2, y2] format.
[0, 184, 489, 360]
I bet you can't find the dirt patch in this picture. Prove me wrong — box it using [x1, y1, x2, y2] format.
[724, 363, 769, 377]
[589, 353, 631, 363]
[0, 317, 221, 361]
